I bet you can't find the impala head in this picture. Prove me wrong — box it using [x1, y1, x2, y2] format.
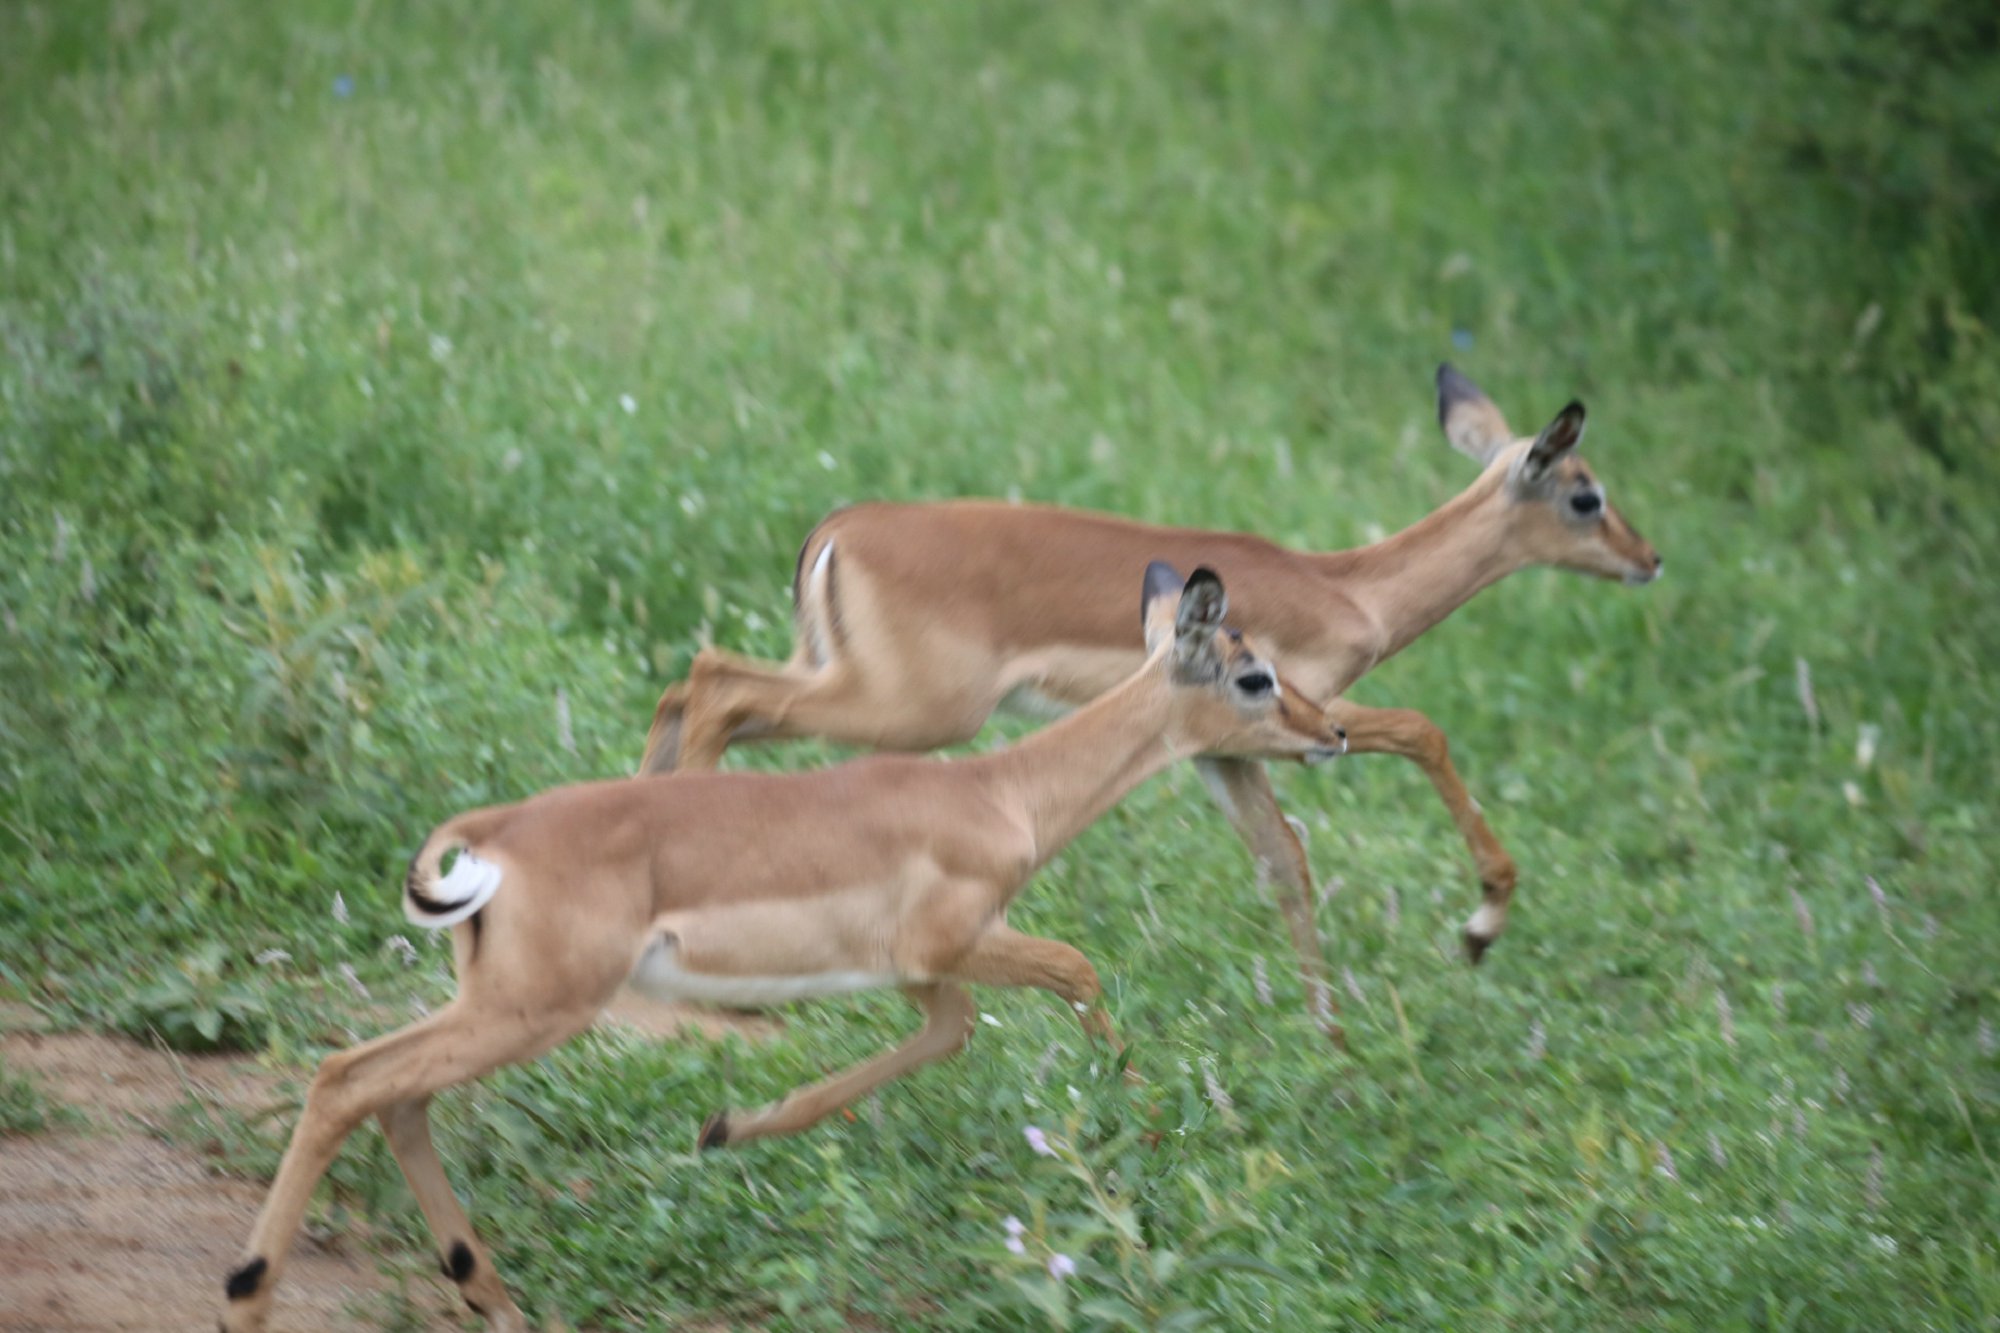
[1437, 363, 1663, 586]
[1140, 562, 1347, 763]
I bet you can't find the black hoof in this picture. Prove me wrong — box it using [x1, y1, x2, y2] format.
[224, 1256, 267, 1301]
[1465, 931, 1494, 965]
[698, 1112, 730, 1151]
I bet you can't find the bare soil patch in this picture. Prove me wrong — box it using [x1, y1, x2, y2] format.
[0, 998, 774, 1331]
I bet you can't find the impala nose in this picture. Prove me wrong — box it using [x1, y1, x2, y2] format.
[1627, 552, 1664, 586]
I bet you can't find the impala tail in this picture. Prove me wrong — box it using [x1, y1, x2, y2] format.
[403, 812, 508, 928]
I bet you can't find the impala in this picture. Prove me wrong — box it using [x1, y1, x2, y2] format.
[219, 564, 1345, 1333]
[641, 366, 1662, 1037]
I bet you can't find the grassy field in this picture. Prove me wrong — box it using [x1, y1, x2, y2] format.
[3, 0, 1998, 1328]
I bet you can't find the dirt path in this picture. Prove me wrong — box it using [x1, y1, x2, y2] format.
[0, 998, 776, 1332]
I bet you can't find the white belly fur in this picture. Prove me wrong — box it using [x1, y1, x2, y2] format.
[627, 934, 899, 1009]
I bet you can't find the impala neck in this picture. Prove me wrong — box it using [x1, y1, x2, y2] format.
[979, 662, 1181, 874]
[1320, 464, 1527, 663]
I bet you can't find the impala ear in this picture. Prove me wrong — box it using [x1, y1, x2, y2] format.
[1141, 560, 1185, 652]
[1169, 567, 1229, 679]
[1437, 363, 1514, 465]
[1175, 567, 1227, 638]
[1521, 400, 1586, 482]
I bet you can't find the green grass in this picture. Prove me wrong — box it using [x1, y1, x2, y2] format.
[3, 0, 1998, 1328]
[0, 1054, 78, 1136]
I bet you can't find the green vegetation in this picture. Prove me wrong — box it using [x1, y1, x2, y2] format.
[3, 0, 1996, 1327]
[0, 1054, 76, 1136]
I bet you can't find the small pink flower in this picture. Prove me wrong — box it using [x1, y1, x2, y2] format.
[1024, 1126, 1055, 1157]
[1047, 1254, 1076, 1280]
[1002, 1215, 1027, 1256]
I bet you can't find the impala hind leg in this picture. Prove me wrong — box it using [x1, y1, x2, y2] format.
[1327, 700, 1518, 962]
[1196, 757, 1346, 1048]
[219, 1001, 596, 1333]
[698, 983, 976, 1150]
[674, 647, 983, 771]
[638, 678, 693, 775]
[377, 1096, 522, 1328]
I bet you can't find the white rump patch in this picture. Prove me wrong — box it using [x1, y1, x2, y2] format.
[406, 850, 503, 928]
[627, 934, 896, 1009]
[801, 540, 837, 666]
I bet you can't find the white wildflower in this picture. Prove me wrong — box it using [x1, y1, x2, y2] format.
[1794, 657, 1818, 729]
[555, 687, 575, 754]
[1200, 1057, 1237, 1124]
[1789, 886, 1815, 938]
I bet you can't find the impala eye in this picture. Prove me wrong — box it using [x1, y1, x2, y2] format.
[1570, 489, 1604, 517]
[1235, 671, 1275, 697]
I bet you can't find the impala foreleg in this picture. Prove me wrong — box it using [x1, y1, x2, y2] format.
[948, 925, 1124, 1053]
[1327, 699, 1517, 962]
[1195, 756, 1346, 1049]
[698, 982, 977, 1150]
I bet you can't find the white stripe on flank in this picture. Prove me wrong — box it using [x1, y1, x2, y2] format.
[627, 934, 896, 1009]
[406, 851, 503, 928]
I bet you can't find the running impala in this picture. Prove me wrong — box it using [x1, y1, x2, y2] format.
[218, 565, 1345, 1333]
[641, 366, 1662, 1039]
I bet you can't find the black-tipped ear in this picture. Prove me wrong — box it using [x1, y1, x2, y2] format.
[1524, 399, 1586, 477]
[1175, 567, 1227, 637]
[1141, 560, 1184, 635]
[1436, 363, 1482, 420]
[1437, 363, 1513, 464]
